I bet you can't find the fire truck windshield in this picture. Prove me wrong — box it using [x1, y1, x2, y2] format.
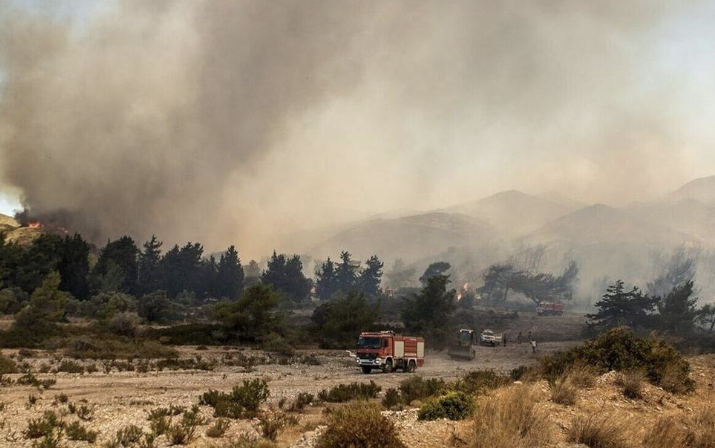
[356, 337, 381, 349]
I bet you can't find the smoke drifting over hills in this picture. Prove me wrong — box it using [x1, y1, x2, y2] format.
[0, 0, 713, 256]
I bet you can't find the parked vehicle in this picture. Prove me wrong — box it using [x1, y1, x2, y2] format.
[448, 329, 476, 360]
[479, 329, 497, 347]
[355, 331, 425, 374]
[536, 301, 564, 316]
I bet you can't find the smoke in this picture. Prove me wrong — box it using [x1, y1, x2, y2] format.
[0, 0, 711, 256]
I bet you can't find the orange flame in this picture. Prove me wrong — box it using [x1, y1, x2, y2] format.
[28, 221, 42, 229]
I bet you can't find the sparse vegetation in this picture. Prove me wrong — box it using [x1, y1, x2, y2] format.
[615, 370, 645, 399]
[65, 421, 98, 443]
[205, 418, 230, 438]
[550, 375, 578, 405]
[317, 401, 405, 448]
[288, 392, 314, 412]
[255, 411, 293, 442]
[317, 380, 381, 403]
[200, 379, 269, 419]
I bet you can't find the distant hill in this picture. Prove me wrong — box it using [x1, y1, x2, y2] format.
[441, 190, 576, 237]
[0, 213, 18, 229]
[0, 212, 43, 245]
[524, 204, 698, 246]
[669, 175, 715, 204]
[625, 198, 715, 244]
[308, 212, 496, 263]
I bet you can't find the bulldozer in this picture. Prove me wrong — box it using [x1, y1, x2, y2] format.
[448, 329, 476, 360]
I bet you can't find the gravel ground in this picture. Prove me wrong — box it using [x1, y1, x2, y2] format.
[19, 340, 711, 448]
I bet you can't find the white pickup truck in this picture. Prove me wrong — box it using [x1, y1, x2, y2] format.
[479, 329, 498, 347]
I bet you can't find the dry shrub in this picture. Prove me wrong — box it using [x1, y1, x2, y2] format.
[643, 407, 715, 448]
[472, 385, 551, 448]
[642, 416, 687, 448]
[566, 413, 630, 448]
[567, 363, 597, 388]
[316, 401, 405, 448]
[550, 376, 578, 406]
[689, 403, 715, 448]
[615, 370, 645, 400]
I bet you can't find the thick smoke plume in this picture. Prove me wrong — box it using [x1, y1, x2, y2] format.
[0, 0, 709, 256]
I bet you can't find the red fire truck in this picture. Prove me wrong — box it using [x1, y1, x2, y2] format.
[355, 331, 425, 374]
[536, 301, 564, 316]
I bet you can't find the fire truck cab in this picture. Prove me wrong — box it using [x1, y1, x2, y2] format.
[355, 331, 425, 374]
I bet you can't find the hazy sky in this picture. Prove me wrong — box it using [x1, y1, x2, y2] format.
[1, 0, 715, 256]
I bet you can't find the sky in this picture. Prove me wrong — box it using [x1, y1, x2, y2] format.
[1, 1, 715, 256]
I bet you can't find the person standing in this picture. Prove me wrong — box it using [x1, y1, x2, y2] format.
[503, 332, 507, 347]
[530, 339, 537, 353]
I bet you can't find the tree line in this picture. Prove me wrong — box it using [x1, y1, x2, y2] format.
[0, 232, 389, 313]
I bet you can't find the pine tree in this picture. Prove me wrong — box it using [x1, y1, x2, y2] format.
[57, 234, 90, 300]
[261, 251, 311, 303]
[138, 235, 163, 295]
[215, 246, 244, 300]
[91, 236, 140, 294]
[315, 257, 338, 300]
[335, 251, 359, 294]
[419, 262, 450, 285]
[402, 274, 455, 346]
[358, 255, 383, 296]
[657, 280, 699, 334]
[586, 280, 658, 333]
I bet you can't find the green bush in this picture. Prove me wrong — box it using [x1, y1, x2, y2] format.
[398, 376, 445, 404]
[200, 379, 269, 419]
[318, 381, 381, 403]
[64, 421, 98, 443]
[417, 391, 474, 421]
[317, 402, 405, 448]
[382, 388, 401, 409]
[540, 327, 694, 393]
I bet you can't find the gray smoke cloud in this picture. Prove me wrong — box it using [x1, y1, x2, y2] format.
[0, 0, 710, 257]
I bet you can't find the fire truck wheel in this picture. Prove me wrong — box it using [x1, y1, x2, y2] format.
[382, 359, 393, 373]
[407, 360, 416, 372]
[361, 366, 372, 374]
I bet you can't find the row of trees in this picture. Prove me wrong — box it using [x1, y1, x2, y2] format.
[314, 251, 384, 299]
[0, 231, 391, 309]
[587, 279, 715, 336]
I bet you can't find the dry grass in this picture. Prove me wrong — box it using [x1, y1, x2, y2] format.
[566, 413, 630, 448]
[550, 376, 578, 406]
[567, 363, 597, 389]
[642, 416, 687, 448]
[472, 385, 551, 448]
[643, 404, 715, 448]
[615, 371, 645, 400]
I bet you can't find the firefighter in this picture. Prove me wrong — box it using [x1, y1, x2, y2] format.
[530, 339, 537, 353]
